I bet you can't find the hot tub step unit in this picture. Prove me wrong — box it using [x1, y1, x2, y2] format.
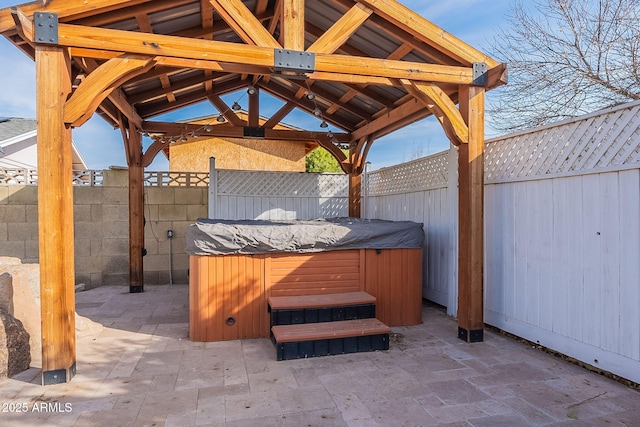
[271, 318, 390, 361]
[268, 292, 377, 326]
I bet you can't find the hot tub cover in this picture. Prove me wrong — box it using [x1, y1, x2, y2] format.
[185, 218, 424, 255]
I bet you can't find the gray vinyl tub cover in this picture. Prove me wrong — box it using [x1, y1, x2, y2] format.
[185, 218, 425, 255]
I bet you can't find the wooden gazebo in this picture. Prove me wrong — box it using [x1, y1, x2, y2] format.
[0, 0, 506, 384]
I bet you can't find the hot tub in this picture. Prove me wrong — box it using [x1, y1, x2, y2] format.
[186, 218, 424, 342]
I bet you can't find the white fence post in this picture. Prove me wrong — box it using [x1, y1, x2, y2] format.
[447, 145, 459, 317]
[208, 157, 217, 219]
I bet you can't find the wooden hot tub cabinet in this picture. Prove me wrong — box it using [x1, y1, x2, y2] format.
[189, 248, 422, 342]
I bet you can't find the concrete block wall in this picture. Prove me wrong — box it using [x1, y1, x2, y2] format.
[0, 168, 208, 288]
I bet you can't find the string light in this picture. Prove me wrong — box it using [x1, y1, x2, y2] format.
[142, 78, 350, 145]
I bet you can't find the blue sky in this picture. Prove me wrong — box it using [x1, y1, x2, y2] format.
[0, 0, 515, 171]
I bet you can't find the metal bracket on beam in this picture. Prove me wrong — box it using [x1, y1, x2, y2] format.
[34, 12, 59, 45]
[274, 49, 315, 73]
[472, 62, 487, 86]
[244, 127, 265, 138]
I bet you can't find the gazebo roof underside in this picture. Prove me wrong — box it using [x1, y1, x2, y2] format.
[0, 0, 506, 164]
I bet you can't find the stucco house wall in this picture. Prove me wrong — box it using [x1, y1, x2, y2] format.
[169, 136, 308, 172]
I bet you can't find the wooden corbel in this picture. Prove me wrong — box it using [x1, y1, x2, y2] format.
[401, 80, 469, 145]
[64, 53, 156, 127]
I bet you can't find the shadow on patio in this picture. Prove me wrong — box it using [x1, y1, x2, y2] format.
[0, 284, 638, 426]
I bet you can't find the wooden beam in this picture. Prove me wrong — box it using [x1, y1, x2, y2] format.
[351, 98, 424, 141]
[209, 0, 281, 48]
[141, 138, 166, 168]
[36, 45, 76, 385]
[56, 23, 275, 66]
[457, 84, 485, 343]
[64, 54, 155, 127]
[68, 0, 194, 28]
[121, 118, 145, 293]
[348, 172, 362, 218]
[154, 56, 273, 76]
[315, 137, 350, 174]
[255, 0, 270, 15]
[270, 0, 283, 36]
[257, 79, 358, 130]
[207, 93, 247, 127]
[0, 0, 152, 33]
[282, 0, 304, 50]
[308, 3, 372, 54]
[262, 101, 296, 128]
[401, 80, 468, 145]
[201, 0, 214, 30]
[314, 53, 474, 84]
[356, 0, 500, 68]
[263, 76, 369, 123]
[127, 72, 215, 104]
[52, 23, 476, 85]
[248, 86, 259, 127]
[142, 120, 351, 143]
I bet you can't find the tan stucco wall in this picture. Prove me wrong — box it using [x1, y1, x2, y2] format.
[169, 137, 307, 172]
[0, 168, 207, 288]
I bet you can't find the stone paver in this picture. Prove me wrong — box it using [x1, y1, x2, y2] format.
[0, 284, 638, 426]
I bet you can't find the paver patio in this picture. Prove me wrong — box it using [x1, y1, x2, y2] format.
[1, 284, 638, 426]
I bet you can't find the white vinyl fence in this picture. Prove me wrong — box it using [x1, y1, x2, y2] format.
[208, 158, 348, 220]
[365, 100, 640, 384]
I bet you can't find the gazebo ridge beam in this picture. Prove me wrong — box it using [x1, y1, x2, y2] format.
[16, 21, 479, 86]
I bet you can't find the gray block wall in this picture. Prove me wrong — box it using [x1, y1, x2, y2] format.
[0, 169, 207, 288]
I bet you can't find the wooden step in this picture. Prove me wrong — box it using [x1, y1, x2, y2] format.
[268, 292, 377, 326]
[268, 291, 376, 310]
[271, 318, 390, 360]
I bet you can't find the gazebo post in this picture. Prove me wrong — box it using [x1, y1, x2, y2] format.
[348, 172, 362, 218]
[123, 120, 145, 293]
[457, 85, 486, 342]
[36, 45, 77, 384]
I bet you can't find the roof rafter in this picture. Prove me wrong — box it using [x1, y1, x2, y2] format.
[207, 93, 246, 127]
[356, 0, 500, 69]
[308, 3, 372, 54]
[209, 0, 281, 48]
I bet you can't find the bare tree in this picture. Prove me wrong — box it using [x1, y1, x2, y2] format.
[488, 0, 640, 133]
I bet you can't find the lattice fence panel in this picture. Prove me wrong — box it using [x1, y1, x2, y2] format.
[485, 101, 640, 183]
[72, 170, 103, 186]
[144, 171, 209, 187]
[217, 170, 348, 197]
[0, 168, 38, 185]
[367, 151, 449, 196]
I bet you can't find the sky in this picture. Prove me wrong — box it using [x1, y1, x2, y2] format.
[0, 0, 515, 171]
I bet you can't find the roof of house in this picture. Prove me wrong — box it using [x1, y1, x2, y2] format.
[0, 117, 88, 169]
[0, 117, 37, 141]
